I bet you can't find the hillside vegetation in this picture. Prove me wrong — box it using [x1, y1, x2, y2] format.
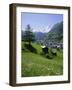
[21, 42, 63, 77]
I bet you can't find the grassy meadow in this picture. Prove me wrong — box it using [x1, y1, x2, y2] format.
[21, 42, 63, 77]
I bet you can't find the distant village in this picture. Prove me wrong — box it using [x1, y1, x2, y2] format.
[40, 40, 63, 55]
[37, 39, 63, 49]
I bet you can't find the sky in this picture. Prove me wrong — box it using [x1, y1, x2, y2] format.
[21, 12, 63, 33]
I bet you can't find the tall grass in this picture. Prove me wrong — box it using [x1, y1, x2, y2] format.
[21, 42, 63, 77]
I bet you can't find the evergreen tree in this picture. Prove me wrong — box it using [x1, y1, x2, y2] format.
[22, 24, 35, 45]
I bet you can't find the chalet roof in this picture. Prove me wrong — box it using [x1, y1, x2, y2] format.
[41, 45, 46, 48]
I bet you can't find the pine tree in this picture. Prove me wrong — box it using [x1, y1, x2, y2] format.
[22, 24, 35, 45]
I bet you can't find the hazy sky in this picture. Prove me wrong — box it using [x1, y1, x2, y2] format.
[21, 12, 63, 33]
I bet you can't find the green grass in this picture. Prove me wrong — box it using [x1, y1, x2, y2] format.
[21, 42, 63, 77]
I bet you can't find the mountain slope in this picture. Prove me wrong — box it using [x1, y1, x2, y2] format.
[34, 32, 45, 41]
[44, 21, 63, 43]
